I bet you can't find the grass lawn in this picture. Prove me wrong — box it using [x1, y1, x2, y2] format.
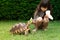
[0, 20, 60, 40]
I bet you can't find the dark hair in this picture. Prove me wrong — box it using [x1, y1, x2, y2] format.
[36, 0, 52, 12]
[34, 0, 52, 19]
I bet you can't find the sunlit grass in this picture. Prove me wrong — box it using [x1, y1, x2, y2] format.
[0, 20, 60, 40]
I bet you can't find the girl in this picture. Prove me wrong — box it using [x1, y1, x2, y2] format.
[33, 0, 52, 31]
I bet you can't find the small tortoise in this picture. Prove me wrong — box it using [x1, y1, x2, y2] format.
[10, 18, 33, 35]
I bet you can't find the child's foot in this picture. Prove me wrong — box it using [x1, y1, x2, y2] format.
[32, 29, 37, 32]
[43, 29, 47, 31]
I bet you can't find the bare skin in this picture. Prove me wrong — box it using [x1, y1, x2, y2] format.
[33, 7, 48, 32]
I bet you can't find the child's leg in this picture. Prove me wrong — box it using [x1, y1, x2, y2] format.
[42, 18, 49, 31]
[33, 17, 43, 32]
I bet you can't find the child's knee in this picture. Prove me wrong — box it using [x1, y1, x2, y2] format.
[36, 17, 42, 22]
[44, 19, 49, 23]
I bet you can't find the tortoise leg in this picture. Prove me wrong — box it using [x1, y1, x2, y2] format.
[24, 29, 30, 35]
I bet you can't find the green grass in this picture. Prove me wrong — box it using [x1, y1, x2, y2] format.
[0, 20, 60, 40]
